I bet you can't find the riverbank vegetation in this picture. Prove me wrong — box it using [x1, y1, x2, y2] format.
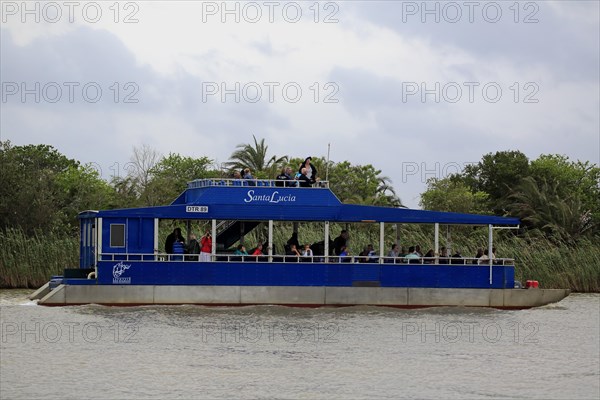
[1, 140, 598, 291]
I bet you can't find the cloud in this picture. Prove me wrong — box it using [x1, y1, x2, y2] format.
[1, 1, 598, 208]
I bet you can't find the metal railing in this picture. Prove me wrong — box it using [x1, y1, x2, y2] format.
[99, 253, 515, 266]
[187, 178, 329, 189]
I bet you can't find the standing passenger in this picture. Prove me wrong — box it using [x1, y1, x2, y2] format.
[200, 231, 212, 262]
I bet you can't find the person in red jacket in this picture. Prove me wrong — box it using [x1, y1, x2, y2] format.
[200, 231, 212, 262]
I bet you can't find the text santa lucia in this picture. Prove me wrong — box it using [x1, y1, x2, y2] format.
[244, 190, 297, 204]
[31, 178, 570, 308]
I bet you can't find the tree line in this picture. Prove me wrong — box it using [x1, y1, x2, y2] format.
[419, 150, 600, 244]
[1, 140, 598, 245]
[0, 137, 400, 235]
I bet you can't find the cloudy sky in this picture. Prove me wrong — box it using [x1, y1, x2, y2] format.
[2, 0, 599, 208]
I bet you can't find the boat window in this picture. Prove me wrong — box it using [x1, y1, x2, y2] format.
[110, 224, 126, 248]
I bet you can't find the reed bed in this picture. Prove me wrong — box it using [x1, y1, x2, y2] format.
[1, 225, 598, 291]
[0, 228, 78, 288]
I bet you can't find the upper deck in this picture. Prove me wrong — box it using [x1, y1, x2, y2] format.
[94, 179, 520, 226]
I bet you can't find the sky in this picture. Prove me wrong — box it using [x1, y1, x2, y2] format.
[1, 0, 599, 208]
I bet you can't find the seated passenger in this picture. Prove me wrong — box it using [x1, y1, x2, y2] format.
[339, 246, 351, 263]
[297, 168, 314, 187]
[423, 249, 434, 264]
[477, 249, 490, 265]
[451, 250, 463, 264]
[286, 243, 301, 262]
[439, 246, 449, 264]
[404, 246, 421, 263]
[415, 245, 423, 257]
[301, 244, 313, 258]
[474, 248, 484, 264]
[251, 243, 263, 256]
[398, 246, 407, 258]
[232, 170, 243, 185]
[367, 244, 378, 262]
[275, 167, 289, 187]
[243, 168, 256, 186]
[234, 244, 248, 256]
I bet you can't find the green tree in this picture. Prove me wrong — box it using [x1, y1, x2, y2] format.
[509, 176, 596, 244]
[0, 141, 114, 233]
[326, 161, 402, 206]
[420, 177, 489, 213]
[142, 153, 215, 205]
[463, 150, 530, 213]
[225, 135, 288, 178]
[529, 154, 600, 229]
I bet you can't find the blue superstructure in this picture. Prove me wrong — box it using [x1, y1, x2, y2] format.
[72, 179, 520, 290]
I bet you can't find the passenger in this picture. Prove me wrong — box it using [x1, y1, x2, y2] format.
[366, 244, 377, 263]
[358, 246, 369, 263]
[172, 239, 185, 261]
[477, 249, 490, 265]
[297, 167, 314, 187]
[200, 231, 212, 262]
[388, 244, 399, 258]
[439, 246, 449, 264]
[451, 250, 463, 264]
[333, 230, 349, 256]
[287, 232, 300, 250]
[398, 246, 407, 258]
[423, 249, 434, 263]
[474, 248, 484, 264]
[299, 156, 318, 182]
[415, 245, 423, 257]
[286, 243, 301, 262]
[492, 247, 498, 264]
[339, 246, 351, 263]
[234, 244, 248, 255]
[301, 244, 313, 261]
[165, 228, 184, 254]
[251, 243, 263, 256]
[232, 170, 242, 186]
[243, 168, 256, 186]
[275, 167, 289, 187]
[404, 246, 421, 263]
[186, 234, 200, 261]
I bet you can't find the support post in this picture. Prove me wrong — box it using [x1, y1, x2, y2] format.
[434, 223, 439, 264]
[488, 224, 493, 285]
[153, 218, 159, 258]
[211, 219, 217, 261]
[268, 220, 274, 262]
[379, 222, 385, 264]
[324, 221, 330, 262]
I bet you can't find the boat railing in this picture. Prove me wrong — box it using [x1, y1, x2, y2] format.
[99, 253, 515, 265]
[187, 178, 329, 189]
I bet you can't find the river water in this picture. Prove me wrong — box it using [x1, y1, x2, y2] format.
[1, 290, 598, 399]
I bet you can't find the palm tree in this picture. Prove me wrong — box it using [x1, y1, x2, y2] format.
[225, 136, 288, 178]
[509, 176, 595, 244]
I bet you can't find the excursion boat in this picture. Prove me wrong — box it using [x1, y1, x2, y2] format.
[31, 178, 569, 308]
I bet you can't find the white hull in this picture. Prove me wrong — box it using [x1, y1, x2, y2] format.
[35, 284, 570, 309]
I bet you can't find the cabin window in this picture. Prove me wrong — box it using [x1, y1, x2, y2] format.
[110, 224, 126, 248]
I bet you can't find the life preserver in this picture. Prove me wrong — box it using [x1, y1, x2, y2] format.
[87, 271, 96, 279]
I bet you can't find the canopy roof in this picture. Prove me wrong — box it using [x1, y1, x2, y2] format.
[91, 180, 519, 226]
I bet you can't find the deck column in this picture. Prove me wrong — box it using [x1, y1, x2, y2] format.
[211, 219, 217, 261]
[434, 223, 439, 264]
[324, 221, 330, 262]
[153, 218, 159, 259]
[268, 220, 273, 262]
[488, 224, 493, 285]
[379, 222, 384, 264]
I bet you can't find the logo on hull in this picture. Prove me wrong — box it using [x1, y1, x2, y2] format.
[112, 261, 131, 284]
